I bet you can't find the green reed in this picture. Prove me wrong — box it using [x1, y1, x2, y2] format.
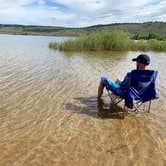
[130, 39, 166, 51]
[49, 30, 130, 51]
[49, 30, 166, 51]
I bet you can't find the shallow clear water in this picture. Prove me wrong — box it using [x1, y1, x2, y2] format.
[0, 35, 165, 165]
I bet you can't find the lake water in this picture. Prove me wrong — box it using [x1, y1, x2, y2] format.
[0, 35, 165, 165]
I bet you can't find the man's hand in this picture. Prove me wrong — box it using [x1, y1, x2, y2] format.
[115, 79, 121, 83]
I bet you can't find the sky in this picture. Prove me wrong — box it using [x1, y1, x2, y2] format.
[0, 0, 165, 27]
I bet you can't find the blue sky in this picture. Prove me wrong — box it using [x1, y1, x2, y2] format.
[0, 0, 165, 27]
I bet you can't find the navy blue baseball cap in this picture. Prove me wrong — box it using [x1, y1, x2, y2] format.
[132, 54, 150, 65]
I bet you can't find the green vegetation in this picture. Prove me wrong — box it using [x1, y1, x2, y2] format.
[0, 22, 166, 36]
[132, 33, 166, 40]
[131, 39, 166, 51]
[1, 22, 166, 51]
[49, 30, 166, 51]
[49, 30, 130, 51]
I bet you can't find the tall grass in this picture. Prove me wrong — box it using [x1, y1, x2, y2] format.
[148, 39, 166, 51]
[49, 30, 166, 51]
[49, 30, 130, 51]
[130, 39, 166, 51]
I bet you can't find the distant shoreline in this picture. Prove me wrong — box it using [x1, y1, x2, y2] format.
[0, 22, 166, 37]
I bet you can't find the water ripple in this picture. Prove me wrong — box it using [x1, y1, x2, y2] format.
[0, 35, 165, 165]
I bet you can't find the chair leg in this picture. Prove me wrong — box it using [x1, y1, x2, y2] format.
[106, 89, 124, 106]
[106, 89, 152, 113]
[133, 101, 143, 112]
[133, 101, 151, 113]
[106, 89, 112, 100]
[147, 101, 151, 113]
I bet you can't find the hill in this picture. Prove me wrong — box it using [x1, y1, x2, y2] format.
[0, 22, 165, 36]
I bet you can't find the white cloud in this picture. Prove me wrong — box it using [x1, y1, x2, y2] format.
[0, 0, 165, 27]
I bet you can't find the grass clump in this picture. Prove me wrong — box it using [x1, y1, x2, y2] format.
[148, 39, 166, 51]
[49, 30, 130, 51]
[49, 30, 166, 52]
[130, 39, 166, 51]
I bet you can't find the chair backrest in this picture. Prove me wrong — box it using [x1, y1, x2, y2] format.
[129, 70, 159, 102]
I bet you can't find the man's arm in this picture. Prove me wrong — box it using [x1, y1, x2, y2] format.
[119, 72, 132, 88]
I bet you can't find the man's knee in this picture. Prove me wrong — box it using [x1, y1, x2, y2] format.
[100, 79, 105, 87]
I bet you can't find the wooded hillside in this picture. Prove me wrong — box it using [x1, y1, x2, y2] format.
[0, 22, 165, 36]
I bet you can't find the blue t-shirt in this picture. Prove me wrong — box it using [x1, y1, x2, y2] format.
[102, 72, 131, 97]
[119, 72, 131, 90]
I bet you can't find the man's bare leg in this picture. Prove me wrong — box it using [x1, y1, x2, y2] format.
[98, 80, 105, 99]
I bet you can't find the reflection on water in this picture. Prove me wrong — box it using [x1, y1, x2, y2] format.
[0, 35, 165, 165]
[97, 98, 128, 119]
[66, 96, 127, 119]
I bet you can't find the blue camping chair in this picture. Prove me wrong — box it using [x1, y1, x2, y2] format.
[106, 70, 159, 112]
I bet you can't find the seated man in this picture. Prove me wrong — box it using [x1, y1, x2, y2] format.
[98, 54, 151, 99]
